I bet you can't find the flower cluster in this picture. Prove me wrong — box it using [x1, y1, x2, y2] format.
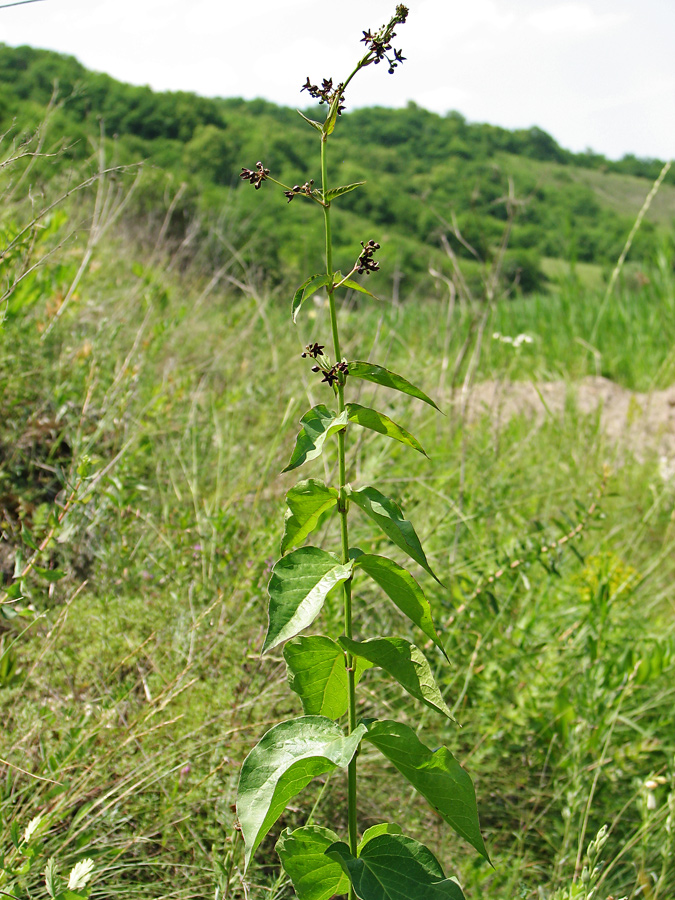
[318, 360, 349, 388]
[284, 180, 315, 203]
[301, 342, 325, 359]
[361, 4, 408, 74]
[239, 161, 270, 190]
[301, 342, 348, 388]
[300, 77, 346, 115]
[492, 332, 534, 348]
[357, 239, 381, 274]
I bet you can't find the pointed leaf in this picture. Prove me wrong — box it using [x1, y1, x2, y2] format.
[45, 858, 57, 899]
[363, 720, 489, 861]
[276, 825, 350, 900]
[237, 716, 366, 870]
[339, 637, 454, 721]
[326, 833, 466, 900]
[323, 94, 341, 135]
[347, 485, 441, 583]
[34, 566, 65, 583]
[355, 555, 447, 658]
[324, 182, 365, 203]
[283, 636, 372, 717]
[284, 635, 349, 719]
[358, 822, 403, 853]
[292, 274, 332, 323]
[348, 362, 441, 411]
[341, 278, 376, 298]
[332, 271, 375, 298]
[346, 403, 427, 456]
[281, 479, 339, 555]
[283, 406, 349, 473]
[21, 523, 39, 551]
[296, 109, 324, 132]
[265, 547, 354, 653]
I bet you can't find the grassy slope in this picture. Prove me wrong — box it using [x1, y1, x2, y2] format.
[498, 152, 675, 227]
[1, 128, 675, 900]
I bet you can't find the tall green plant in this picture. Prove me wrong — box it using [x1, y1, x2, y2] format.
[235, 8, 488, 898]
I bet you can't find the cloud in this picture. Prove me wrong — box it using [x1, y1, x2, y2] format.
[527, 3, 630, 36]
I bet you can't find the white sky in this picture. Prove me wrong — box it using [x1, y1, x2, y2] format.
[1, 0, 674, 161]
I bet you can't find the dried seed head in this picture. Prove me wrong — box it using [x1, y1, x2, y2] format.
[239, 160, 270, 190]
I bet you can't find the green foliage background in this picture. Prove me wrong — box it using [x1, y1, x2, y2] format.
[1, 42, 673, 298]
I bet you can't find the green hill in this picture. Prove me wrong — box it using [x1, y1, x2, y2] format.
[1, 43, 673, 295]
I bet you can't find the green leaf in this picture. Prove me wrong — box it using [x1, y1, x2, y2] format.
[358, 822, 403, 853]
[326, 833, 466, 900]
[283, 636, 372, 718]
[355, 555, 446, 658]
[281, 479, 339, 555]
[33, 567, 65, 583]
[296, 109, 324, 132]
[346, 403, 427, 457]
[45, 858, 58, 899]
[21, 522, 39, 551]
[283, 635, 349, 719]
[292, 274, 332, 323]
[237, 716, 366, 870]
[323, 94, 342, 135]
[347, 485, 441, 583]
[3, 580, 23, 602]
[324, 182, 365, 202]
[331, 271, 375, 298]
[276, 825, 350, 900]
[339, 637, 454, 721]
[348, 362, 441, 411]
[283, 406, 349, 474]
[341, 278, 376, 298]
[363, 720, 489, 861]
[264, 548, 354, 653]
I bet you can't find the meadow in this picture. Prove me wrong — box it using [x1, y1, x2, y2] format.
[1, 93, 675, 900]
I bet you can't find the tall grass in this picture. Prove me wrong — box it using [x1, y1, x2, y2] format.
[1, 138, 675, 899]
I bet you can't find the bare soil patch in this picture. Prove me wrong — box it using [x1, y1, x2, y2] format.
[459, 376, 675, 463]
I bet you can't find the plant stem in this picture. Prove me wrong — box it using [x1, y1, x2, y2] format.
[321, 131, 359, 880]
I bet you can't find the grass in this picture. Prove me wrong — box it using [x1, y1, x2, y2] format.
[1, 147, 675, 900]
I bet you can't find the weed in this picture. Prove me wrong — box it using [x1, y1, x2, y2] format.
[234, 8, 489, 899]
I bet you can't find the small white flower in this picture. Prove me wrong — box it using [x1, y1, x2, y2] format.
[492, 331, 534, 348]
[23, 814, 42, 844]
[67, 859, 95, 891]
